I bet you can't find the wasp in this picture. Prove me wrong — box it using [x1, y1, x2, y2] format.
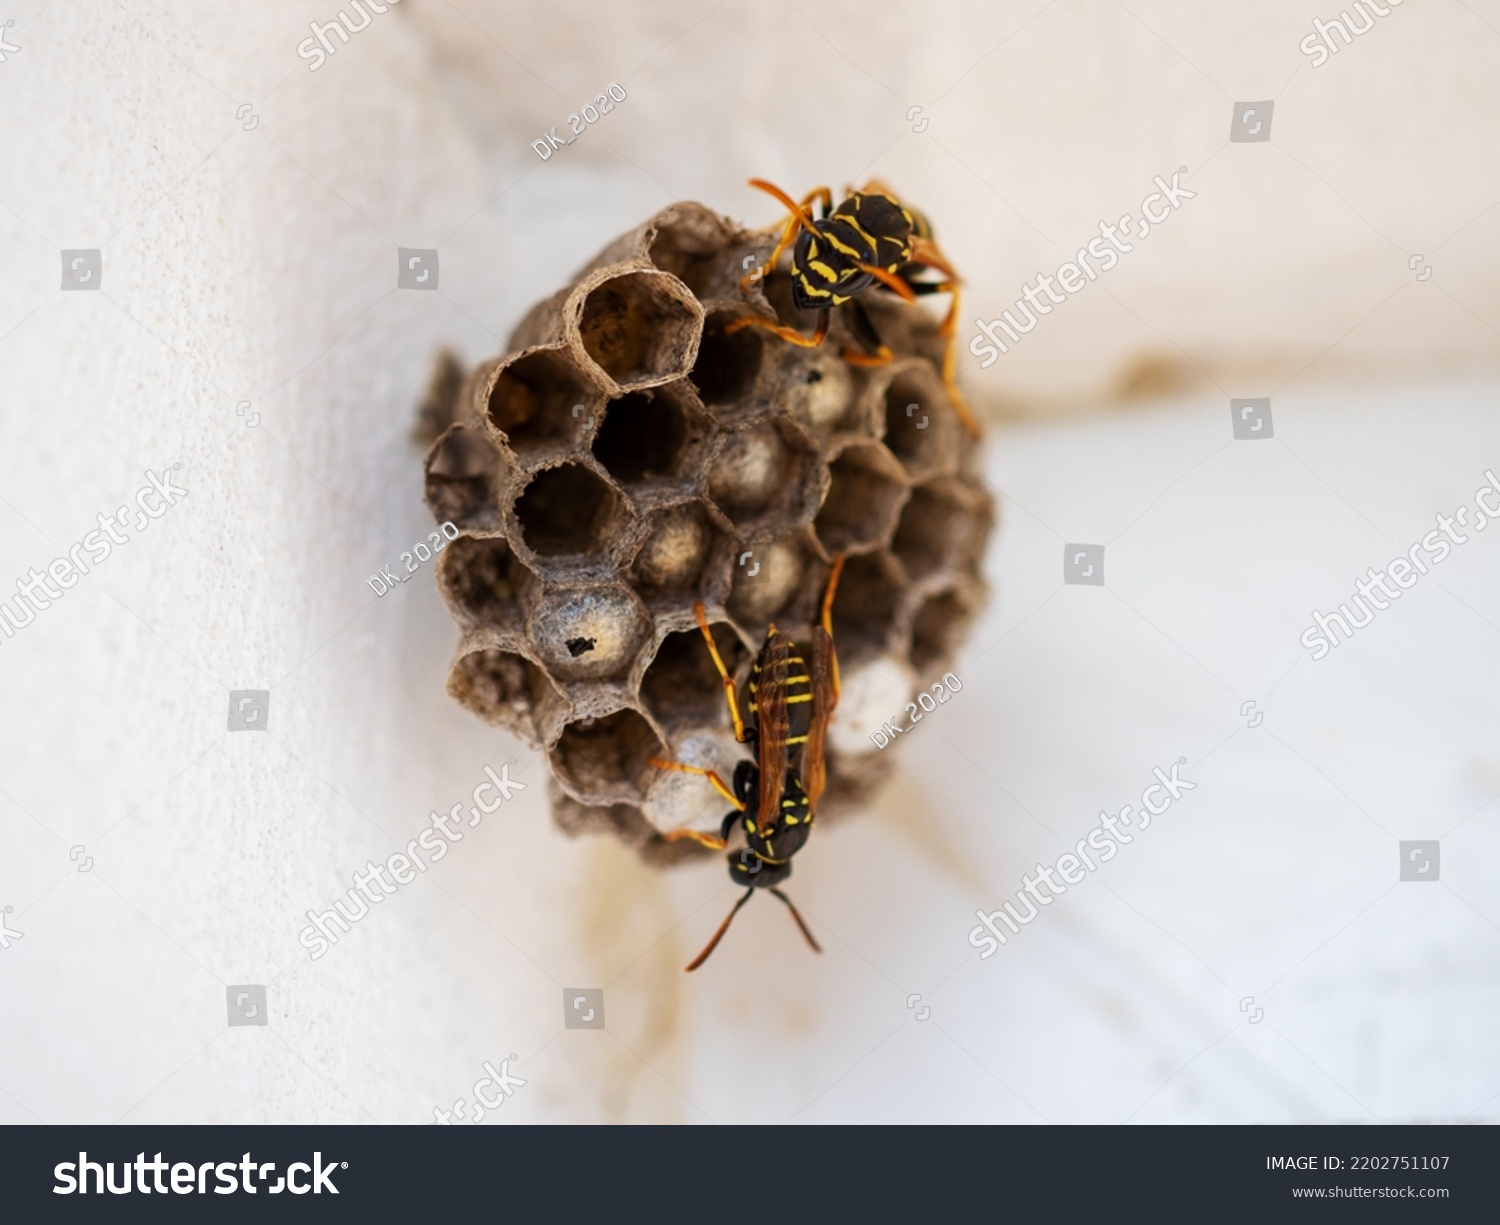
[648, 557, 846, 971]
[728, 178, 981, 438]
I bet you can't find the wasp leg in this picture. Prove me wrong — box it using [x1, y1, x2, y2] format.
[904, 240, 980, 439]
[840, 299, 894, 369]
[685, 890, 755, 971]
[769, 888, 823, 954]
[692, 601, 747, 743]
[928, 280, 981, 439]
[740, 180, 830, 291]
[820, 553, 844, 705]
[647, 758, 745, 812]
[663, 828, 729, 851]
[723, 309, 829, 350]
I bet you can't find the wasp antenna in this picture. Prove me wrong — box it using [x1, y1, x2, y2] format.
[685, 890, 755, 972]
[854, 261, 917, 303]
[769, 888, 823, 955]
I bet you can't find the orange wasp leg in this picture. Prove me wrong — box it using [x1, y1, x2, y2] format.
[821, 554, 845, 704]
[691, 601, 747, 743]
[739, 180, 830, 292]
[905, 237, 981, 439]
[647, 758, 743, 815]
[723, 309, 829, 349]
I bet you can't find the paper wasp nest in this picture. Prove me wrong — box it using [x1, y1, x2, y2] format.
[421, 201, 995, 861]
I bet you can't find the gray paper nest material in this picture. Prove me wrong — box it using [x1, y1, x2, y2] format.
[421, 200, 996, 862]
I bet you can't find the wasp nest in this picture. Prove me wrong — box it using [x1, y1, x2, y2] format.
[421, 201, 995, 861]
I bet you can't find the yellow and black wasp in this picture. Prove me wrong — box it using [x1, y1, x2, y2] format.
[648, 557, 846, 971]
[729, 178, 981, 438]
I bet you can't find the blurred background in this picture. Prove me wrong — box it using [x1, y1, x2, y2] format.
[0, 0, 1497, 1123]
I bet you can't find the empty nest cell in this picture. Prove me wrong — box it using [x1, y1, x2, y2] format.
[829, 549, 908, 666]
[447, 644, 561, 744]
[892, 478, 989, 582]
[550, 707, 665, 804]
[424, 424, 502, 533]
[512, 462, 631, 565]
[436, 535, 531, 632]
[880, 364, 961, 481]
[813, 441, 909, 555]
[646, 204, 743, 299]
[591, 383, 709, 492]
[690, 310, 765, 414]
[485, 347, 600, 461]
[640, 621, 749, 733]
[574, 269, 702, 391]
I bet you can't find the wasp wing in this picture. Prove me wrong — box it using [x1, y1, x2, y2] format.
[801, 624, 838, 817]
[754, 639, 792, 833]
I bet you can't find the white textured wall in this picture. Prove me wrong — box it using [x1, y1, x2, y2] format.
[0, 0, 1496, 1125]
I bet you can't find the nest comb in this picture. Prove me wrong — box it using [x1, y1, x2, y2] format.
[420, 199, 996, 861]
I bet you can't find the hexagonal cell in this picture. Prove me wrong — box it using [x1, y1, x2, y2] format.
[829, 550, 906, 666]
[423, 424, 503, 534]
[512, 462, 632, 567]
[436, 535, 532, 632]
[528, 583, 652, 682]
[690, 309, 765, 414]
[640, 620, 750, 734]
[646, 204, 742, 299]
[880, 363, 962, 480]
[572, 269, 702, 391]
[727, 529, 823, 630]
[550, 707, 665, 805]
[892, 478, 991, 582]
[484, 347, 601, 462]
[706, 417, 824, 536]
[910, 584, 979, 676]
[813, 441, 909, 555]
[447, 643, 563, 745]
[591, 382, 711, 494]
[629, 500, 730, 607]
[776, 343, 857, 437]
